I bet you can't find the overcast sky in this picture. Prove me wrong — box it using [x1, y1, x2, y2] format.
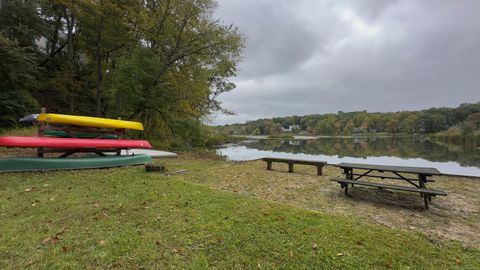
[212, 0, 480, 125]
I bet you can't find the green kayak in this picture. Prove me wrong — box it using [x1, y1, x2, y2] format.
[0, 154, 152, 172]
[44, 130, 118, 139]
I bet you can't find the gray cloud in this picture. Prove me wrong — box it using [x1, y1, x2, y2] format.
[213, 0, 480, 125]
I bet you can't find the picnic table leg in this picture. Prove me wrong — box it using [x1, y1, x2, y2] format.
[424, 194, 429, 210]
[348, 169, 355, 187]
[316, 165, 323, 176]
[288, 163, 294, 173]
[343, 168, 351, 179]
[266, 161, 272, 170]
[418, 175, 427, 198]
[344, 183, 348, 195]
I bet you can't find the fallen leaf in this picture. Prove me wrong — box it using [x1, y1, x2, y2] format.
[99, 240, 106, 246]
[43, 235, 60, 245]
[25, 188, 32, 192]
[455, 258, 462, 265]
[312, 243, 318, 250]
[336, 252, 344, 256]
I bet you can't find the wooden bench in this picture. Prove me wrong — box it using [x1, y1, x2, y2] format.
[262, 157, 326, 175]
[331, 178, 447, 209]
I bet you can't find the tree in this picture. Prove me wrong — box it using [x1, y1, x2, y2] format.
[112, 0, 244, 138]
[0, 0, 43, 128]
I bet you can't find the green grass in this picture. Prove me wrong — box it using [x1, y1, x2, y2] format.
[0, 166, 479, 269]
[0, 126, 37, 136]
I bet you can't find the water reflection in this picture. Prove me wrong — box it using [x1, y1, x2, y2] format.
[217, 137, 480, 176]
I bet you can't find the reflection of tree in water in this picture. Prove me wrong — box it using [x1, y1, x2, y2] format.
[243, 137, 480, 168]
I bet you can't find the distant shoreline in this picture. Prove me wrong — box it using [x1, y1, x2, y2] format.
[232, 134, 425, 140]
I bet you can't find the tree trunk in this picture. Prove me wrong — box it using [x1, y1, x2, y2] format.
[66, 12, 76, 113]
[49, 15, 62, 56]
[95, 20, 104, 116]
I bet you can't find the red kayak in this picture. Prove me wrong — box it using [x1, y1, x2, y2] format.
[0, 136, 152, 149]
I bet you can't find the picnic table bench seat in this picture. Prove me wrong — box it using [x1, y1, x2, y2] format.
[331, 178, 447, 209]
[262, 157, 326, 175]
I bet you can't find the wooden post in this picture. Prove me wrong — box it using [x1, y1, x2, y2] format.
[37, 107, 46, 158]
[423, 194, 429, 209]
[419, 174, 427, 198]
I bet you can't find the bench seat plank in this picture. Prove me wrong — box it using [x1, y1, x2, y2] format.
[331, 178, 447, 196]
[262, 157, 326, 165]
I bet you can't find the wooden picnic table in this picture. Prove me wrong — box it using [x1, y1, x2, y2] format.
[332, 162, 447, 209]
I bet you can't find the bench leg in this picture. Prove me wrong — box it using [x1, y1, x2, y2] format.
[344, 184, 348, 195]
[288, 163, 294, 173]
[424, 194, 429, 210]
[316, 165, 323, 176]
[267, 161, 272, 170]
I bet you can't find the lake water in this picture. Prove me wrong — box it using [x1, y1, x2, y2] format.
[217, 136, 480, 177]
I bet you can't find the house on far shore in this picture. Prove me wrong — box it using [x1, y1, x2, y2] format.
[281, 125, 300, 132]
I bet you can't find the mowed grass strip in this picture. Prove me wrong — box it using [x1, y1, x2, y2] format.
[0, 166, 478, 269]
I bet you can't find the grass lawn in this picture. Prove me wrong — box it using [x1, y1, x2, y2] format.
[0, 160, 479, 269]
[162, 154, 480, 248]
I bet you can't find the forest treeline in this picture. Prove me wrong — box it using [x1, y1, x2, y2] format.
[217, 102, 480, 138]
[0, 0, 243, 147]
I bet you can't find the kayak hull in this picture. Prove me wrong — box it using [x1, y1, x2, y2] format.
[44, 130, 118, 139]
[121, 149, 177, 158]
[0, 154, 152, 172]
[37, 114, 144, 131]
[0, 136, 152, 149]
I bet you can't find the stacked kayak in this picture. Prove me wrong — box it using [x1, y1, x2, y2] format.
[0, 113, 154, 172]
[37, 113, 145, 130]
[0, 155, 152, 172]
[0, 137, 151, 149]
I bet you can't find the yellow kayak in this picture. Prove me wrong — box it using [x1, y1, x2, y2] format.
[37, 113, 144, 131]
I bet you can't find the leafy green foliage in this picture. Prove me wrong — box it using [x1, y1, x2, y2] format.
[0, 0, 244, 147]
[0, 36, 39, 127]
[429, 111, 480, 147]
[218, 102, 480, 137]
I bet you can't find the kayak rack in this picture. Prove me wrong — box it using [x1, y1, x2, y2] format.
[36, 108, 126, 158]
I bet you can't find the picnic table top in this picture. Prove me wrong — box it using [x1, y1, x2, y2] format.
[336, 162, 442, 175]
